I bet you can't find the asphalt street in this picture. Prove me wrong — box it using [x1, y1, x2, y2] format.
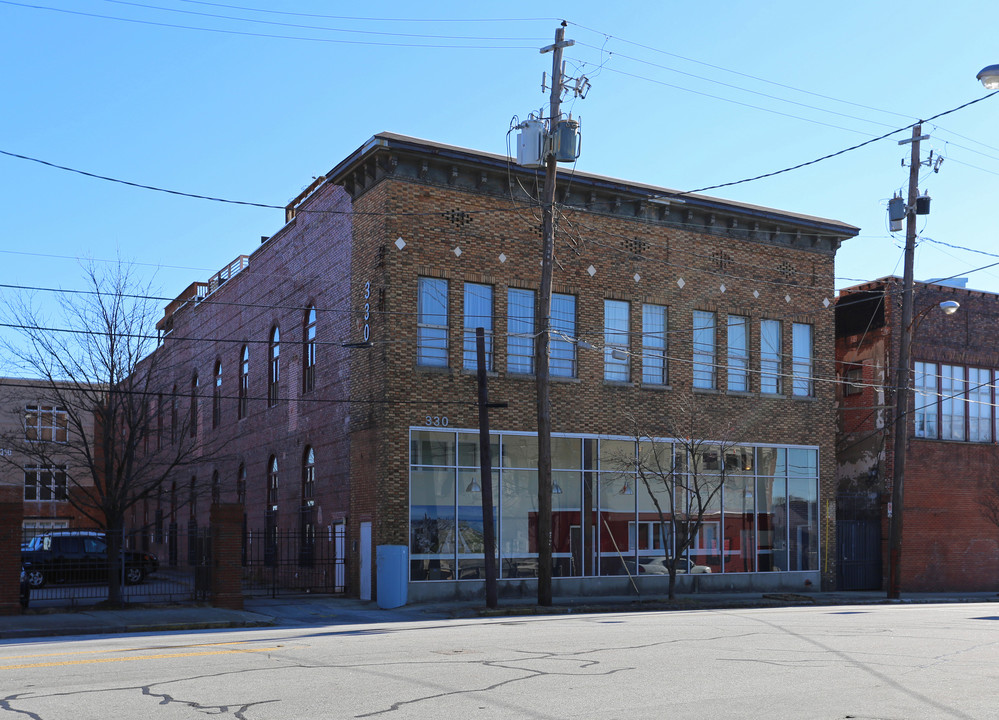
[3, 601, 998, 719]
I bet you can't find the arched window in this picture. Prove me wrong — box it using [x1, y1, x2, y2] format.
[265, 455, 279, 566]
[189, 372, 199, 438]
[303, 306, 317, 393]
[302, 446, 315, 505]
[268, 327, 280, 407]
[170, 385, 178, 443]
[212, 360, 222, 428]
[156, 393, 164, 450]
[267, 456, 279, 513]
[300, 446, 316, 565]
[238, 346, 249, 420]
[236, 463, 246, 504]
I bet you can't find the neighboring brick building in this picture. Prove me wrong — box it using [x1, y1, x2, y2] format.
[836, 277, 999, 592]
[138, 132, 858, 600]
[0, 378, 96, 536]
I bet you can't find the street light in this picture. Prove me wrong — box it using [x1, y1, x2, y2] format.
[978, 64, 999, 90]
[887, 297, 960, 600]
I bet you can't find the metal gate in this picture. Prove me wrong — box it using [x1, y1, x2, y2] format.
[837, 492, 883, 590]
[242, 525, 347, 597]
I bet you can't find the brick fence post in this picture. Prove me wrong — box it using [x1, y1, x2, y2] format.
[0, 485, 24, 615]
[210, 502, 244, 610]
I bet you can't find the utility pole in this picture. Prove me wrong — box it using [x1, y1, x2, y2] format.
[475, 328, 498, 609]
[535, 21, 571, 607]
[887, 122, 924, 600]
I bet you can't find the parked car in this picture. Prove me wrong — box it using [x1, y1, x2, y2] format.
[617, 557, 712, 576]
[19, 566, 29, 608]
[21, 531, 159, 588]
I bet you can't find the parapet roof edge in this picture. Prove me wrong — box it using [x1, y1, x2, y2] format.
[838, 275, 999, 300]
[325, 132, 860, 236]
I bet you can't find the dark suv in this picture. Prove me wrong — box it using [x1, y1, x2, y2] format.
[21, 531, 159, 588]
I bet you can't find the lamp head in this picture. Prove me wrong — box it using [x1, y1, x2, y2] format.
[939, 300, 960, 315]
[978, 64, 999, 90]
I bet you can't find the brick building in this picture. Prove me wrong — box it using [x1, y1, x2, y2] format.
[138, 132, 858, 600]
[836, 277, 999, 592]
[0, 378, 96, 536]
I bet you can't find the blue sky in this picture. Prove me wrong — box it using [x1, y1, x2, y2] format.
[2, 0, 997, 340]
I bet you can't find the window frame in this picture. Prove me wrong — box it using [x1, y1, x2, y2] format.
[550, 293, 577, 378]
[212, 360, 222, 429]
[463, 283, 494, 371]
[641, 303, 668, 385]
[727, 314, 749, 392]
[238, 346, 249, 420]
[507, 288, 535, 375]
[791, 322, 814, 397]
[417, 277, 449, 367]
[692, 310, 717, 390]
[23, 465, 68, 502]
[268, 326, 280, 407]
[25, 405, 68, 443]
[604, 299, 630, 382]
[760, 319, 782, 395]
[303, 306, 317, 393]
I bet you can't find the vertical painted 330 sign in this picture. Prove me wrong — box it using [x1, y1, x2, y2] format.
[362, 281, 370, 342]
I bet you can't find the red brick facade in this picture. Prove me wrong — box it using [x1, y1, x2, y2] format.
[139, 133, 858, 597]
[837, 277, 999, 592]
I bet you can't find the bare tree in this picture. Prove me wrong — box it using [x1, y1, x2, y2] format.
[627, 395, 763, 600]
[981, 477, 999, 533]
[2, 259, 209, 605]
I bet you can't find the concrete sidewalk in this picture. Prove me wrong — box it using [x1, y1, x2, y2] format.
[3, 590, 998, 641]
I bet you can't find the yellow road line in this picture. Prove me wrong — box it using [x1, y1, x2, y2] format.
[0, 640, 260, 662]
[1, 646, 283, 670]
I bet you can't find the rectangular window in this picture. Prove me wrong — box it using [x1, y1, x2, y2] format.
[24, 466, 68, 502]
[507, 288, 535, 374]
[463, 283, 493, 371]
[417, 277, 448, 367]
[604, 300, 630, 382]
[792, 323, 814, 397]
[940, 364, 966, 440]
[842, 365, 864, 396]
[968, 367, 992, 442]
[727, 315, 749, 392]
[641, 304, 667, 385]
[913, 361, 938, 438]
[692, 310, 716, 389]
[25, 405, 68, 442]
[551, 293, 576, 377]
[760, 319, 782, 394]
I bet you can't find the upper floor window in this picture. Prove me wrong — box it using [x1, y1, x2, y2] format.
[968, 367, 992, 442]
[302, 446, 315, 505]
[914, 361, 996, 443]
[170, 385, 178, 443]
[940, 364, 966, 441]
[914, 361, 938, 438]
[641, 304, 667, 385]
[156, 393, 164, 449]
[507, 288, 535, 375]
[24, 465, 68, 501]
[236, 464, 246, 504]
[604, 300, 630, 382]
[760, 319, 782, 394]
[692, 310, 716, 390]
[267, 456, 279, 513]
[303, 306, 317, 393]
[268, 327, 280, 407]
[212, 360, 222, 428]
[727, 315, 749, 392]
[25, 405, 67, 442]
[551, 293, 577, 378]
[238, 346, 249, 420]
[211, 470, 221, 505]
[791, 323, 814, 397]
[189, 372, 199, 437]
[463, 283, 494, 371]
[417, 277, 448, 367]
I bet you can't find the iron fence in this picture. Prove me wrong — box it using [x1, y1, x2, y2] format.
[242, 525, 347, 597]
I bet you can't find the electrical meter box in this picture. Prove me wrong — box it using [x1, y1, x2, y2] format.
[516, 119, 545, 169]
